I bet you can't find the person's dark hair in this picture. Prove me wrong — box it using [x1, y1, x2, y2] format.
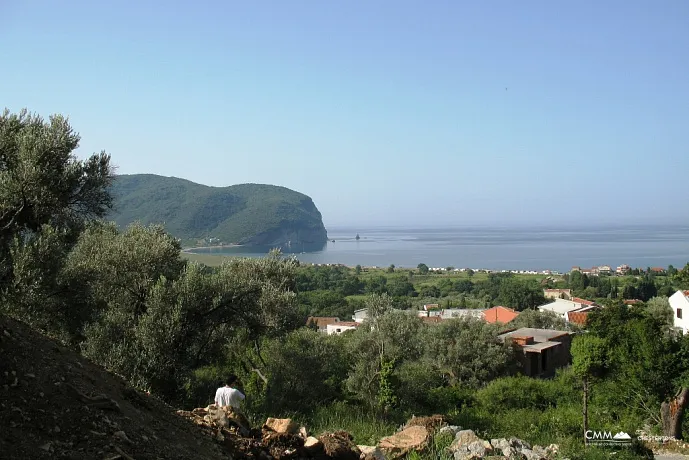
[226, 374, 238, 386]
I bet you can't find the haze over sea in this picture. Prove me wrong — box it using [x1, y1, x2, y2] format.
[187, 224, 689, 273]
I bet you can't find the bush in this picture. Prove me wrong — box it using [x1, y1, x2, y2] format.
[475, 375, 557, 412]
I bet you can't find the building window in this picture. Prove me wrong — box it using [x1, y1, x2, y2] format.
[678, 309, 683, 319]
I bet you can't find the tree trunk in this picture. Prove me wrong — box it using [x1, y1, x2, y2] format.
[583, 377, 589, 446]
[661, 387, 689, 439]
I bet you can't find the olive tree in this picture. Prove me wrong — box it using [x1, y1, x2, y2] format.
[0, 109, 113, 341]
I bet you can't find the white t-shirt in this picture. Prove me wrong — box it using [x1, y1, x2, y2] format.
[214, 386, 245, 409]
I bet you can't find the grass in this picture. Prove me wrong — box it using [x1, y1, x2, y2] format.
[304, 402, 398, 446]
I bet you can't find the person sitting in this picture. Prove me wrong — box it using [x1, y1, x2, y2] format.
[215, 374, 245, 409]
[214, 374, 250, 435]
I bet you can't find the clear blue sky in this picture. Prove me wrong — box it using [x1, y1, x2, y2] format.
[2, 1, 688, 227]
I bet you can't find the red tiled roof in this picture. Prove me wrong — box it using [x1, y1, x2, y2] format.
[572, 297, 596, 307]
[483, 306, 520, 324]
[306, 317, 340, 328]
[331, 321, 359, 327]
[623, 299, 643, 305]
[650, 267, 666, 272]
[568, 311, 590, 326]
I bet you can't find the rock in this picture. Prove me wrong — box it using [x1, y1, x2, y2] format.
[319, 432, 361, 460]
[509, 437, 531, 450]
[299, 426, 308, 439]
[358, 445, 385, 460]
[304, 436, 324, 455]
[113, 431, 133, 444]
[448, 430, 480, 452]
[452, 440, 493, 460]
[263, 417, 299, 435]
[54, 425, 61, 433]
[39, 442, 51, 452]
[521, 448, 546, 460]
[378, 425, 429, 458]
[546, 444, 559, 455]
[439, 426, 462, 437]
[208, 407, 229, 429]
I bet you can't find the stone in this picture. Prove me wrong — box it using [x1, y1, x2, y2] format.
[448, 430, 480, 452]
[299, 426, 308, 439]
[378, 425, 429, 458]
[304, 436, 323, 455]
[490, 438, 510, 452]
[521, 448, 546, 460]
[113, 431, 133, 444]
[358, 445, 385, 460]
[263, 417, 299, 434]
[509, 437, 531, 450]
[208, 408, 229, 429]
[439, 426, 462, 437]
[39, 442, 51, 452]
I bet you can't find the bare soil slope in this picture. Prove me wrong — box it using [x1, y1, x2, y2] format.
[0, 315, 228, 460]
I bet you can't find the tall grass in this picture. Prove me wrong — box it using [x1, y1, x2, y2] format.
[304, 401, 398, 446]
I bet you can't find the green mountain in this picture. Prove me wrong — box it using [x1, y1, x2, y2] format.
[108, 174, 328, 247]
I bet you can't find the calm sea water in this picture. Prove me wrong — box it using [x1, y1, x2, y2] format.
[187, 225, 689, 273]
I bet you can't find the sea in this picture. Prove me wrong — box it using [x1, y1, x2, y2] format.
[186, 225, 689, 273]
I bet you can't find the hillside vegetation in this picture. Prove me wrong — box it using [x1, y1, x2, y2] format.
[109, 174, 328, 246]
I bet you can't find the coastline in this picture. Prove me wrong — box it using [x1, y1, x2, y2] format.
[181, 244, 243, 253]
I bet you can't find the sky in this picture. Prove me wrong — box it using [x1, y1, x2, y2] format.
[1, 1, 688, 227]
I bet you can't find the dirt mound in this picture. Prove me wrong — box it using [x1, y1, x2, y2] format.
[0, 315, 227, 459]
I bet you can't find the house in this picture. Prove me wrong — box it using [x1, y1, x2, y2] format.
[571, 267, 581, 273]
[498, 328, 573, 378]
[423, 304, 440, 311]
[483, 306, 520, 324]
[598, 265, 612, 275]
[650, 267, 666, 274]
[417, 309, 442, 318]
[616, 264, 631, 275]
[537, 299, 585, 319]
[538, 298, 599, 322]
[326, 321, 360, 335]
[306, 317, 340, 333]
[352, 308, 368, 322]
[543, 289, 571, 300]
[440, 309, 485, 320]
[565, 305, 600, 326]
[623, 299, 643, 306]
[571, 297, 597, 308]
[669, 290, 689, 334]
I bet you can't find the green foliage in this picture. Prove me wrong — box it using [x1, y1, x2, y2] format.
[510, 309, 569, 330]
[571, 334, 608, 380]
[424, 317, 514, 388]
[258, 329, 348, 414]
[644, 296, 672, 327]
[417, 263, 429, 274]
[109, 174, 327, 246]
[378, 358, 398, 413]
[476, 375, 559, 412]
[1, 109, 113, 341]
